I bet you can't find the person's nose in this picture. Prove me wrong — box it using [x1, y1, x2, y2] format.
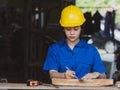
[70, 29, 75, 35]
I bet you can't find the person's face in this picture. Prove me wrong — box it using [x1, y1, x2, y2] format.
[64, 26, 81, 42]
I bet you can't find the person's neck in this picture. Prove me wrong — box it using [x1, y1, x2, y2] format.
[67, 39, 80, 50]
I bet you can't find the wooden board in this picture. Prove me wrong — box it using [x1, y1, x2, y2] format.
[0, 83, 118, 90]
[52, 78, 114, 86]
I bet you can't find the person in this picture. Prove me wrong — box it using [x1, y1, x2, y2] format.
[43, 5, 107, 80]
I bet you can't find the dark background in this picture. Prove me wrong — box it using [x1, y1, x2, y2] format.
[0, 0, 76, 83]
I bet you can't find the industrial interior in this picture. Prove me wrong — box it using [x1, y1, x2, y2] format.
[0, 0, 120, 89]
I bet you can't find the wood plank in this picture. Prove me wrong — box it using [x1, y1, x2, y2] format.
[52, 78, 114, 86]
[0, 83, 118, 90]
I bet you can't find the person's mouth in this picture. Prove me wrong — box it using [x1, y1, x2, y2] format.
[69, 36, 75, 39]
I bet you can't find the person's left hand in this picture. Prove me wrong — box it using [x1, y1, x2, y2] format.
[81, 72, 100, 79]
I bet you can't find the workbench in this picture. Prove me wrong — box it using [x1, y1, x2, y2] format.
[0, 83, 119, 90]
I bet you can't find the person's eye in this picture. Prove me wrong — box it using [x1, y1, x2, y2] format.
[74, 28, 79, 31]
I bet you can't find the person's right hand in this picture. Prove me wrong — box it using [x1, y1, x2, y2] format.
[65, 70, 76, 79]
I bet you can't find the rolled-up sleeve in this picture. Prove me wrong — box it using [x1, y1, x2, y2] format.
[92, 48, 107, 73]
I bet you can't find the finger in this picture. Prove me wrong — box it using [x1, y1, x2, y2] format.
[70, 71, 76, 76]
[72, 71, 76, 75]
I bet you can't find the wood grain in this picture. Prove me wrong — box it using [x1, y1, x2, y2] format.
[52, 78, 114, 86]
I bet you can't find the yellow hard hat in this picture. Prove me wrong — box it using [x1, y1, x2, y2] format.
[59, 5, 86, 27]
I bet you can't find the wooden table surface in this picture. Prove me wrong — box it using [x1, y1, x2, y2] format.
[0, 83, 119, 90]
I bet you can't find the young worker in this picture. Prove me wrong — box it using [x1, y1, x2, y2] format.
[43, 5, 107, 79]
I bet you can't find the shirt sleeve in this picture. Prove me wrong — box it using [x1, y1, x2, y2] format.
[43, 45, 58, 71]
[92, 48, 107, 73]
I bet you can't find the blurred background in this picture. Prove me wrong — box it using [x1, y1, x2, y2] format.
[0, 0, 120, 83]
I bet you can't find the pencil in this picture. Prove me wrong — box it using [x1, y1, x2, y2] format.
[65, 66, 79, 79]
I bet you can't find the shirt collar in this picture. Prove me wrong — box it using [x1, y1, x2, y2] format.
[58, 38, 89, 49]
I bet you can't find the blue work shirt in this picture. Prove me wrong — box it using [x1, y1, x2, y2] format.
[43, 38, 107, 79]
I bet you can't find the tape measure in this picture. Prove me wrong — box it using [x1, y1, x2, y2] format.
[27, 80, 39, 86]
